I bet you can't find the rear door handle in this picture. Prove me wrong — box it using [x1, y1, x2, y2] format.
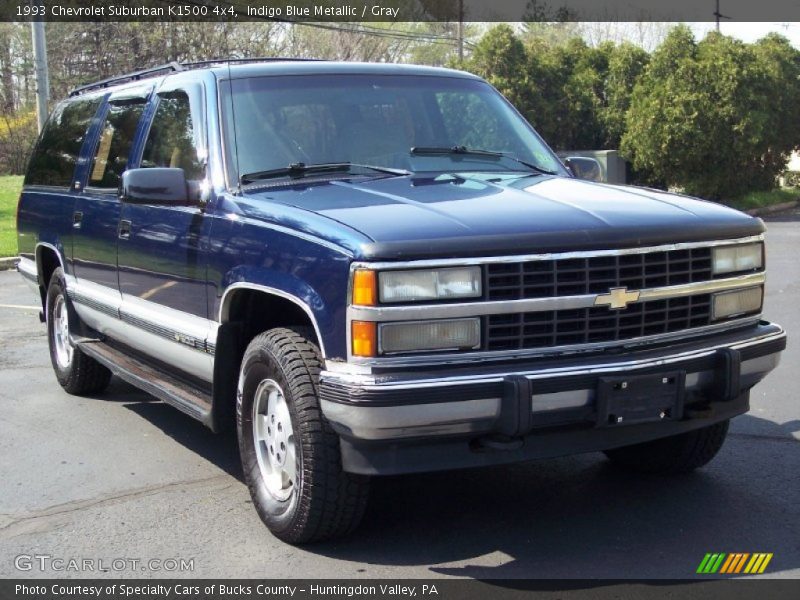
[72, 211, 83, 229]
[118, 219, 132, 240]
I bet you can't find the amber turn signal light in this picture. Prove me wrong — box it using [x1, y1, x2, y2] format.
[352, 321, 377, 357]
[352, 269, 377, 306]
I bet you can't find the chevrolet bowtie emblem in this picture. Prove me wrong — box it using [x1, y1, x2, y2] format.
[594, 286, 641, 310]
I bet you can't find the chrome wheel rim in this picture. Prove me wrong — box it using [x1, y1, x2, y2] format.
[52, 295, 73, 369]
[252, 379, 296, 501]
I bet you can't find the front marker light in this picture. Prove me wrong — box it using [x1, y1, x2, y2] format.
[379, 318, 481, 354]
[352, 269, 377, 306]
[379, 267, 482, 303]
[712, 287, 763, 320]
[712, 243, 763, 275]
[352, 321, 377, 357]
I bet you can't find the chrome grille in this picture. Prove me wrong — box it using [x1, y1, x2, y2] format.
[486, 247, 714, 300]
[485, 294, 713, 351]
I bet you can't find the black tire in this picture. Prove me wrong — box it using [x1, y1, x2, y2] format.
[604, 420, 730, 474]
[46, 268, 112, 395]
[237, 327, 369, 543]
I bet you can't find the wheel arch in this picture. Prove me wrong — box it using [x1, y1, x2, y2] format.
[211, 284, 327, 433]
[218, 283, 326, 356]
[35, 242, 65, 309]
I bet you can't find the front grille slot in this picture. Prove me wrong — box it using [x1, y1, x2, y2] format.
[485, 294, 713, 351]
[486, 247, 713, 301]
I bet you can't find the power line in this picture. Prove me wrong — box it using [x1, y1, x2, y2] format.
[153, 1, 474, 50]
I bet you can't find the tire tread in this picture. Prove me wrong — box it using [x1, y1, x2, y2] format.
[240, 327, 369, 543]
[46, 268, 111, 396]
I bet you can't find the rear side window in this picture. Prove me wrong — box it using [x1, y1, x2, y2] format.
[141, 91, 204, 180]
[88, 101, 146, 189]
[24, 97, 102, 187]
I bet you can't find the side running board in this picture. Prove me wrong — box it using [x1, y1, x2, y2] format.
[78, 340, 213, 426]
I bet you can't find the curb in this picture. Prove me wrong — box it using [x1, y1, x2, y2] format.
[746, 199, 799, 216]
[0, 256, 19, 271]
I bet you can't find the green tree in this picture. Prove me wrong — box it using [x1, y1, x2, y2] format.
[601, 42, 649, 147]
[467, 27, 612, 151]
[622, 26, 800, 199]
[466, 25, 531, 117]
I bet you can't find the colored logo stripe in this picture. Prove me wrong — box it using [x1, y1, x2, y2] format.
[744, 553, 774, 574]
[697, 553, 726, 573]
[720, 553, 749, 573]
[697, 553, 773, 574]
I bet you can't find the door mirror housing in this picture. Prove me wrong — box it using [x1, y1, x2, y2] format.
[120, 168, 199, 206]
[564, 157, 603, 182]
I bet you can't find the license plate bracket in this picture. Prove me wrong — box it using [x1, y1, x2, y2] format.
[596, 371, 685, 427]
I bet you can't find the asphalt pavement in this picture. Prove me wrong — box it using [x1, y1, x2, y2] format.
[0, 210, 798, 580]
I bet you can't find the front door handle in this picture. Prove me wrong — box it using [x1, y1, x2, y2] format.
[118, 220, 132, 240]
[72, 211, 83, 229]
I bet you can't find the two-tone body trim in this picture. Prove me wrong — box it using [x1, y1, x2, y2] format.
[66, 276, 217, 381]
[16, 256, 38, 288]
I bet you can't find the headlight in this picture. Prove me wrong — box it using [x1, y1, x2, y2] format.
[712, 243, 763, 275]
[378, 267, 482, 303]
[379, 319, 481, 354]
[712, 287, 763, 320]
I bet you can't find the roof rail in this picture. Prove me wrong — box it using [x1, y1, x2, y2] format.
[182, 57, 324, 69]
[68, 57, 325, 97]
[69, 62, 184, 97]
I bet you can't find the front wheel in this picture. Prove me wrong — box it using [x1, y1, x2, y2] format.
[237, 327, 369, 543]
[46, 268, 112, 395]
[604, 420, 730, 474]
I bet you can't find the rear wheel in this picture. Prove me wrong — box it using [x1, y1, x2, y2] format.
[604, 420, 730, 474]
[46, 268, 112, 395]
[237, 327, 369, 543]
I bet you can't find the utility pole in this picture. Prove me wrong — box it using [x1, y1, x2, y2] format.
[713, 0, 731, 33]
[31, 2, 49, 133]
[456, 0, 464, 63]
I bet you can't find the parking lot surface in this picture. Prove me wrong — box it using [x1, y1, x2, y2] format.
[0, 210, 798, 579]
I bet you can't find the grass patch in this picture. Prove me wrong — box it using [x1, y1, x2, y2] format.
[0, 175, 23, 257]
[728, 187, 800, 212]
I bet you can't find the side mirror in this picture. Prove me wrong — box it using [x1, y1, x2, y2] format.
[120, 168, 198, 206]
[564, 157, 603, 182]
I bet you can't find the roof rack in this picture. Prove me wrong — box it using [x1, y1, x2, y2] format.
[68, 57, 324, 97]
[69, 62, 184, 97]
[182, 56, 324, 69]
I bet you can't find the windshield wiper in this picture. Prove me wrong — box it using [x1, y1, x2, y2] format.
[410, 146, 557, 176]
[240, 162, 409, 185]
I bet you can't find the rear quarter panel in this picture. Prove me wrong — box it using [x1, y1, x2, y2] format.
[17, 187, 76, 270]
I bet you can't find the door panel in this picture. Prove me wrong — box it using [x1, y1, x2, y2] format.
[116, 83, 213, 366]
[116, 204, 210, 317]
[72, 98, 147, 289]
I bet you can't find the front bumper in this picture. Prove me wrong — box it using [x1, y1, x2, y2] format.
[319, 321, 785, 475]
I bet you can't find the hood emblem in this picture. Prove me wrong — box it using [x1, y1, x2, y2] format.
[594, 286, 641, 310]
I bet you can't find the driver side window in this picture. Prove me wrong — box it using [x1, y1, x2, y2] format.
[141, 91, 204, 180]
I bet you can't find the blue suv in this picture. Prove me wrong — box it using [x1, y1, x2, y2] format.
[17, 59, 785, 543]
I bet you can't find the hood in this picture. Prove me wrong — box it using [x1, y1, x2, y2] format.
[241, 173, 764, 260]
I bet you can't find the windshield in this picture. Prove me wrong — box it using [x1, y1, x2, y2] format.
[221, 74, 565, 184]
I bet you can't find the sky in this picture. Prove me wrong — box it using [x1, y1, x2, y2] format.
[690, 22, 800, 45]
